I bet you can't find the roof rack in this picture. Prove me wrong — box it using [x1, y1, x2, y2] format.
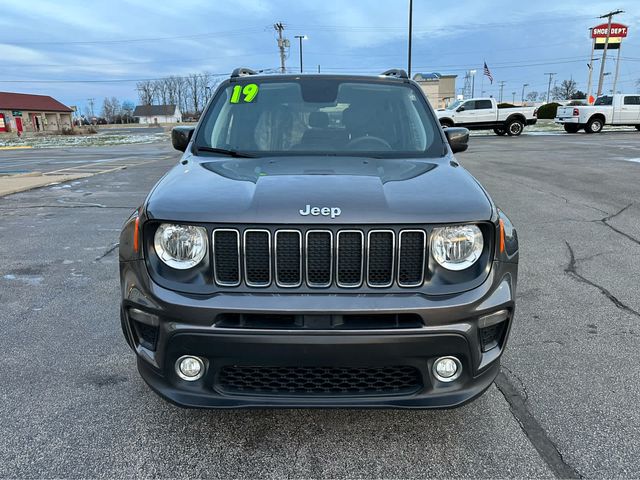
[231, 67, 258, 78]
[380, 69, 409, 79]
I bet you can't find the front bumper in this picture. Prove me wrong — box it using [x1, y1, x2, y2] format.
[121, 260, 517, 409]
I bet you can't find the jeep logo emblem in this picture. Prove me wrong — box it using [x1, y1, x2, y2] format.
[299, 204, 342, 219]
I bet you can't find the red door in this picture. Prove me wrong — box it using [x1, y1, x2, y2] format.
[15, 117, 23, 134]
[0, 113, 6, 132]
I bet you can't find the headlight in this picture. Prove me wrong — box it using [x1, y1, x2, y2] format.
[153, 223, 207, 269]
[431, 225, 483, 271]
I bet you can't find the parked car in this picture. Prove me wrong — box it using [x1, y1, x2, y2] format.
[436, 97, 537, 136]
[119, 68, 519, 409]
[555, 94, 640, 133]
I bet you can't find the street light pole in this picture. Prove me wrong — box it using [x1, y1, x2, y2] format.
[521, 83, 529, 103]
[407, 0, 413, 78]
[294, 35, 306, 73]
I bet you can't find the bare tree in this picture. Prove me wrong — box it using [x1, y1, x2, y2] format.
[101, 97, 114, 122]
[525, 91, 538, 102]
[552, 79, 577, 101]
[122, 100, 135, 123]
[136, 80, 156, 106]
[155, 78, 171, 105]
[186, 73, 202, 114]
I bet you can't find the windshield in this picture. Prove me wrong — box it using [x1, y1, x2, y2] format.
[594, 96, 613, 106]
[194, 78, 445, 158]
[446, 100, 463, 110]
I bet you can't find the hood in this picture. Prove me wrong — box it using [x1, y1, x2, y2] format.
[145, 155, 493, 224]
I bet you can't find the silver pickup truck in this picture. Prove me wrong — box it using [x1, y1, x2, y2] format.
[436, 97, 537, 136]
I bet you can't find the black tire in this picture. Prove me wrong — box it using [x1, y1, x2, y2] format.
[585, 117, 604, 134]
[635, 125, 640, 131]
[493, 128, 506, 136]
[440, 120, 453, 129]
[564, 124, 580, 134]
[506, 119, 525, 136]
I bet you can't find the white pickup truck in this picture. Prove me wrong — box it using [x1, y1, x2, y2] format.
[555, 94, 640, 133]
[436, 97, 537, 136]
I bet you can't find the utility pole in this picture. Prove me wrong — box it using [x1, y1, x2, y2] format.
[87, 98, 95, 117]
[470, 70, 477, 97]
[512, 92, 516, 104]
[521, 83, 529, 103]
[274, 22, 288, 73]
[294, 35, 306, 73]
[544, 73, 556, 103]
[596, 9, 624, 97]
[407, 0, 413, 78]
[586, 28, 596, 103]
[498, 81, 506, 103]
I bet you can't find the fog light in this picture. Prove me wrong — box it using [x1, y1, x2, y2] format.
[176, 355, 205, 381]
[433, 356, 462, 382]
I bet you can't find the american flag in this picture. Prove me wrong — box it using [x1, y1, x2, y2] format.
[483, 62, 493, 84]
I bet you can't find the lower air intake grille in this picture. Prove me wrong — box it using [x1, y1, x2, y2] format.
[217, 365, 422, 396]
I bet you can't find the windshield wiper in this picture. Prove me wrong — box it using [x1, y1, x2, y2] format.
[195, 146, 257, 158]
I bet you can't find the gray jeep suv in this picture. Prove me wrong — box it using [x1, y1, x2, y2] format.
[119, 68, 519, 408]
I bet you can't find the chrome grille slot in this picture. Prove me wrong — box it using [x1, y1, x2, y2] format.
[398, 230, 426, 287]
[336, 230, 364, 287]
[367, 230, 395, 287]
[275, 230, 302, 287]
[212, 229, 241, 286]
[305, 230, 333, 287]
[243, 229, 271, 287]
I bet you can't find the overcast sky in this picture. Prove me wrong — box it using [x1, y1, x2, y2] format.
[1, 0, 638, 113]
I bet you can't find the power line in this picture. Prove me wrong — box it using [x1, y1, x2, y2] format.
[2, 27, 266, 46]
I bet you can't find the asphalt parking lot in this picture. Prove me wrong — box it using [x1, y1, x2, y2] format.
[1, 130, 639, 478]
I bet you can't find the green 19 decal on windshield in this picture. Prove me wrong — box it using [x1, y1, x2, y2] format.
[230, 83, 259, 103]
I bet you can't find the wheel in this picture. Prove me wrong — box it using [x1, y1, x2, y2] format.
[506, 119, 524, 136]
[635, 125, 640, 131]
[564, 124, 580, 134]
[440, 120, 453, 129]
[493, 128, 506, 136]
[585, 117, 604, 134]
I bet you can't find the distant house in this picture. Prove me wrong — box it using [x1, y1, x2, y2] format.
[412, 73, 457, 109]
[0, 91, 73, 134]
[133, 105, 182, 124]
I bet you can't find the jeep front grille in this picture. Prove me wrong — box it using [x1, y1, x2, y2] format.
[212, 227, 426, 289]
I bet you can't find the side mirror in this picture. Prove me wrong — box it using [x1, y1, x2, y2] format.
[445, 127, 469, 153]
[456, 106, 465, 112]
[171, 126, 195, 152]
